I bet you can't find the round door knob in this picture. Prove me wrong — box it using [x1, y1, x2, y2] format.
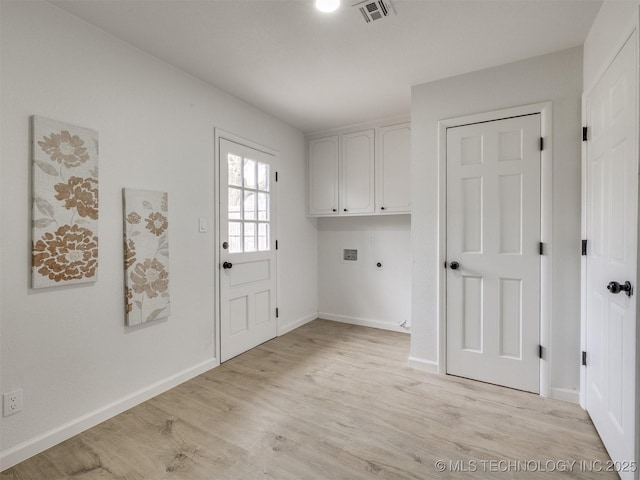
[450, 261, 460, 270]
[607, 281, 622, 294]
[223, 261, 233, 269]
[607, 280, 633, 296]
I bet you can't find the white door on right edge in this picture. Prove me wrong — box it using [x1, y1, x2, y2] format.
[585, 31, 638, 479]
[447, 114, 541, 393]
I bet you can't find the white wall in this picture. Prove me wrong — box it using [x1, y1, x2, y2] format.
[411, 47, 583, 400]
[318, 215, 411, 332]
[583, 1, 638, 91]
[0, 1, 317, 468]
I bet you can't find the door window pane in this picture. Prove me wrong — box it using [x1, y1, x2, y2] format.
[229, 221, 242, 253]
[244, 191, 256, 220]
[244, 222, 256, 252]
[228, 188, 242, 220]
[258, 162, 270, 192]
[258, 193, 269, 221]
[228, 154, 242, 187]
[258, 223, 270, 251]
[227, 152, 271, 255]
[244, 158, 256, 188]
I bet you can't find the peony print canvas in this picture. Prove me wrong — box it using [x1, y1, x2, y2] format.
[123, 189, 170, 326]
[32, 116, 99, 288]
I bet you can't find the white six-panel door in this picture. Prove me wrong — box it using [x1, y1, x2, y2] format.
[219, 138, 277, 362]
[446, 114, 541, 393]
[585, 31, 638, 479]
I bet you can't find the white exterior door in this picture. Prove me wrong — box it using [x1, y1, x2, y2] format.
[341, 129, 375, 214]
[446, 114, 541, 393]
[219, 138, 277, 362]
[585, 32, 638, 478]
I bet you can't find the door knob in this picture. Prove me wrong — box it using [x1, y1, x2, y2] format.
[449, 261, 460, 270]
[607, 281, 633, 297]
[223, 261, 233, 270]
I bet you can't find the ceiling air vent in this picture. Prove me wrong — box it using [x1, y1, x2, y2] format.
[352, 0, 395, 23]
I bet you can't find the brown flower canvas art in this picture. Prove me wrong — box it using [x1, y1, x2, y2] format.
[32, 116, 99, 288]
[123, 189, 170, 326]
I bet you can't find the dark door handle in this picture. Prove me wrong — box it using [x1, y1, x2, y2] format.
[607, 281, 633, 297]
[223, 261, 233, 270]
[449, 261, 460, 270]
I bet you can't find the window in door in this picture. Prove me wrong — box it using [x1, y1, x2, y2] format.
[227, 154, 270, 254]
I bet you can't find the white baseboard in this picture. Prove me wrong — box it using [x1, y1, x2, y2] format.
[551, 387, 579, 404]
[318, 312, 410, 334]
[0, 358, 218, 472]
[278, 312, 318, 336]
[408, 356, 439, 373]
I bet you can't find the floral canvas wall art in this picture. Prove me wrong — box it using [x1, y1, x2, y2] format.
[32, 116, 99, 288]
[123, 189, 170, 326]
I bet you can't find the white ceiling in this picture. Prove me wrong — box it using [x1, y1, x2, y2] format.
[50, 0, 601, 133]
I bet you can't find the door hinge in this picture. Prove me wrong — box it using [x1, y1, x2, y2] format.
[582, 351, 587, 366]
[539, 242, 544, 255]
[276, 307, 279, 318]
[276, 240, 279, 250]
[275, 171, 279, 182]
[538, 345, 543, 359]
[582, 126, 588, 142]
[539, 137, 544, 151]
[581, 239, 587, 256]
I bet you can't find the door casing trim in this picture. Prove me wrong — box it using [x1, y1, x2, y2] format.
[437, 102, 553, 397]
[213, 128, 279, 364]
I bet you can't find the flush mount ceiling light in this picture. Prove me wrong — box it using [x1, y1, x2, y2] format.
[315, 0, 341, 13]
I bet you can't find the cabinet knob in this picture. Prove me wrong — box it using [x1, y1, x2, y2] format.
[343, 209, 348, 212]
[332, 208, 337, 212]
[381, 206, 386, 210]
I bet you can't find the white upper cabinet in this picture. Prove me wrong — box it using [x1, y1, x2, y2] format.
[341, 129, 375, 215]
[376, 123, 411, 213]
[307, 121, 410, 217]
[308, 135, 339, 215]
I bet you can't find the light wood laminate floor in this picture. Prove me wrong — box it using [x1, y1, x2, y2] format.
[2, 319, 614, 479]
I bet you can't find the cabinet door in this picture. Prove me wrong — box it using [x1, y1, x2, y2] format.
[308, 136, 339, 215]
[376, 123, 411, 213]
[341, 129, 375, 214]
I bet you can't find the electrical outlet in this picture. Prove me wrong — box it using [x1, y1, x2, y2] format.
[3, 389, 23, 417]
